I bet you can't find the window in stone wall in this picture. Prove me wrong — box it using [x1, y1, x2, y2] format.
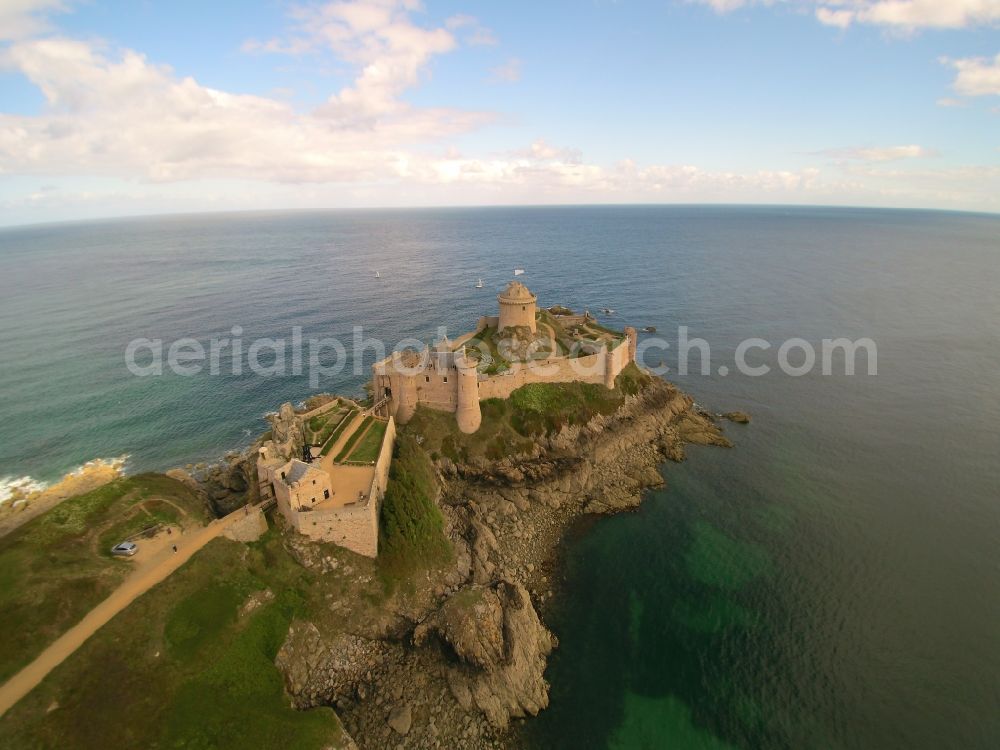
[425, 375, 430, 382]
[324, 489, 330, 499]
[443, 376, 448, 383]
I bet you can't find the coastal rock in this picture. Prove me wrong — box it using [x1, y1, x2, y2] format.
[269, 402, 299, 445]
[275, 621, 389, 709]
[722, 411, 751, 424]
[386, 703, 412, 735]
[413, 581, 555, 729]
[676, 412, 733, 448]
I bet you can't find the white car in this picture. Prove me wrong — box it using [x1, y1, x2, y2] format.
[111, 541, 138, 557]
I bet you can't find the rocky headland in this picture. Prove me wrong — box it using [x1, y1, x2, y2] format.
[264, 375, 734, 749]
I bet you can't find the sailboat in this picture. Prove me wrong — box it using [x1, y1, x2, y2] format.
[513, 268, 525, 276]
[475, 278, 484, 288]
[375, 270, 381, 279]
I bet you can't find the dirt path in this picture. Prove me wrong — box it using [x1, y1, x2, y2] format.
[0, 510, 244, 717]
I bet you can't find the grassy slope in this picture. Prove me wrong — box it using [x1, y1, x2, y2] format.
[0, 473, 209, 684]
[0, 530, 346, 750]
[347, 419, 388, 464]
[334, 416, 373, 462]
[377, 434, 452, 592]
[320, 408, 358, 456]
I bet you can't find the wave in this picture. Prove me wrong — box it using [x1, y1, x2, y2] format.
[0, 455, 130, 505]
[0, 476, 48, 504]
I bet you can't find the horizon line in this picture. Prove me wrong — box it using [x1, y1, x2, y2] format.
[1, 200, 998, 233]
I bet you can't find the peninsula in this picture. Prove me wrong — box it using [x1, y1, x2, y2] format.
[0, 283, 738, 750]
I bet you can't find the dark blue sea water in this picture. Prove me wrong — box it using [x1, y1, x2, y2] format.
[1, 206, 998, 748]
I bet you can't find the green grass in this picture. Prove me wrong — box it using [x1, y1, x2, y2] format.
[345, 419, 388, 464]
[306, 405, 346, 444]
[377, 435, 452, 592]
[334, 415, 373, 462]
[320, 408, 358, 456]
[508, 379, 625, 436]
[586, 320, 625, 337]
[0, 530, 348, 750]
[0, 473, 210, 684]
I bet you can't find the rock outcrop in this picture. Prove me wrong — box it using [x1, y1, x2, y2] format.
[275, 621, 391, 710]
[414, 580, 555, 728]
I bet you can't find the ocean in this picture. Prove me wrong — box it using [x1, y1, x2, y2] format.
[1, 205, 998, 748]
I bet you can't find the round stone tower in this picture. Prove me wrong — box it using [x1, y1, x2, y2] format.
[497, 280, 537, 333]
[454, 352, 482, 434]
[388, 350, 421, 424]
[624, 326, 637, 362]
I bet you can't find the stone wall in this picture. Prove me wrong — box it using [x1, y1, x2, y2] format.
[550, 313, 589, 327]
[222, 505, 269, 543]
[604, 336, 631, 387]
[294, 502, 379, 557]
[477, 349, 609, 400]
[413, 362, 459, 411]
[281, 417, 396, 558]
[367, 417, 396, 511]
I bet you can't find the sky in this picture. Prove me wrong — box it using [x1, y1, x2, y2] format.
[0, 0, 998, 225]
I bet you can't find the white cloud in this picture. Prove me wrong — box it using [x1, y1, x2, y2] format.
[244, 0, 463, 124]
[941, 53, 1000, 96]
[445, 13, 498, 46]
[818, 1, 1000, 30]
[818, 144, 936, 162]
[489, 57, 521, 83]
[691, 0, 1000, 30]
[0, 0, 67, 41]
[0, 0, 996, 221]
[0, 2, 492, 183]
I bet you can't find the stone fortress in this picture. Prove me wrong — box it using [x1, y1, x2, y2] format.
[256, 398, 396, 558]
[371, 280, 638, 434]
[257, 279, 636, 558]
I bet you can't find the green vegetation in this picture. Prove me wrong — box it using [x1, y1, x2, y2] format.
[319, 408, 358, 456]
[508, 380, 621, 435]
[508, 362, 650, 436]
[377, 435, 452, 591]
[0, 531, 347, 750]
[334, 415, 373, 462]
[0, 473, 209, 684]
[584, 319, 625, 338]
[346, 419, 388, 464]
[306, 403, 356, 446]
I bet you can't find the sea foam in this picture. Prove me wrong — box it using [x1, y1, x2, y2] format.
[0, 456, 130, 505]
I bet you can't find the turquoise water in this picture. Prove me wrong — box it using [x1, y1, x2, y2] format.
[1, 206, 999, 747]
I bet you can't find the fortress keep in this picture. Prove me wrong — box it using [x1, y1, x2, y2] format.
[371, 281, 637, 434]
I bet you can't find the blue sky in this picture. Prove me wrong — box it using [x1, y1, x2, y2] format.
[0, 0, 998, 225]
